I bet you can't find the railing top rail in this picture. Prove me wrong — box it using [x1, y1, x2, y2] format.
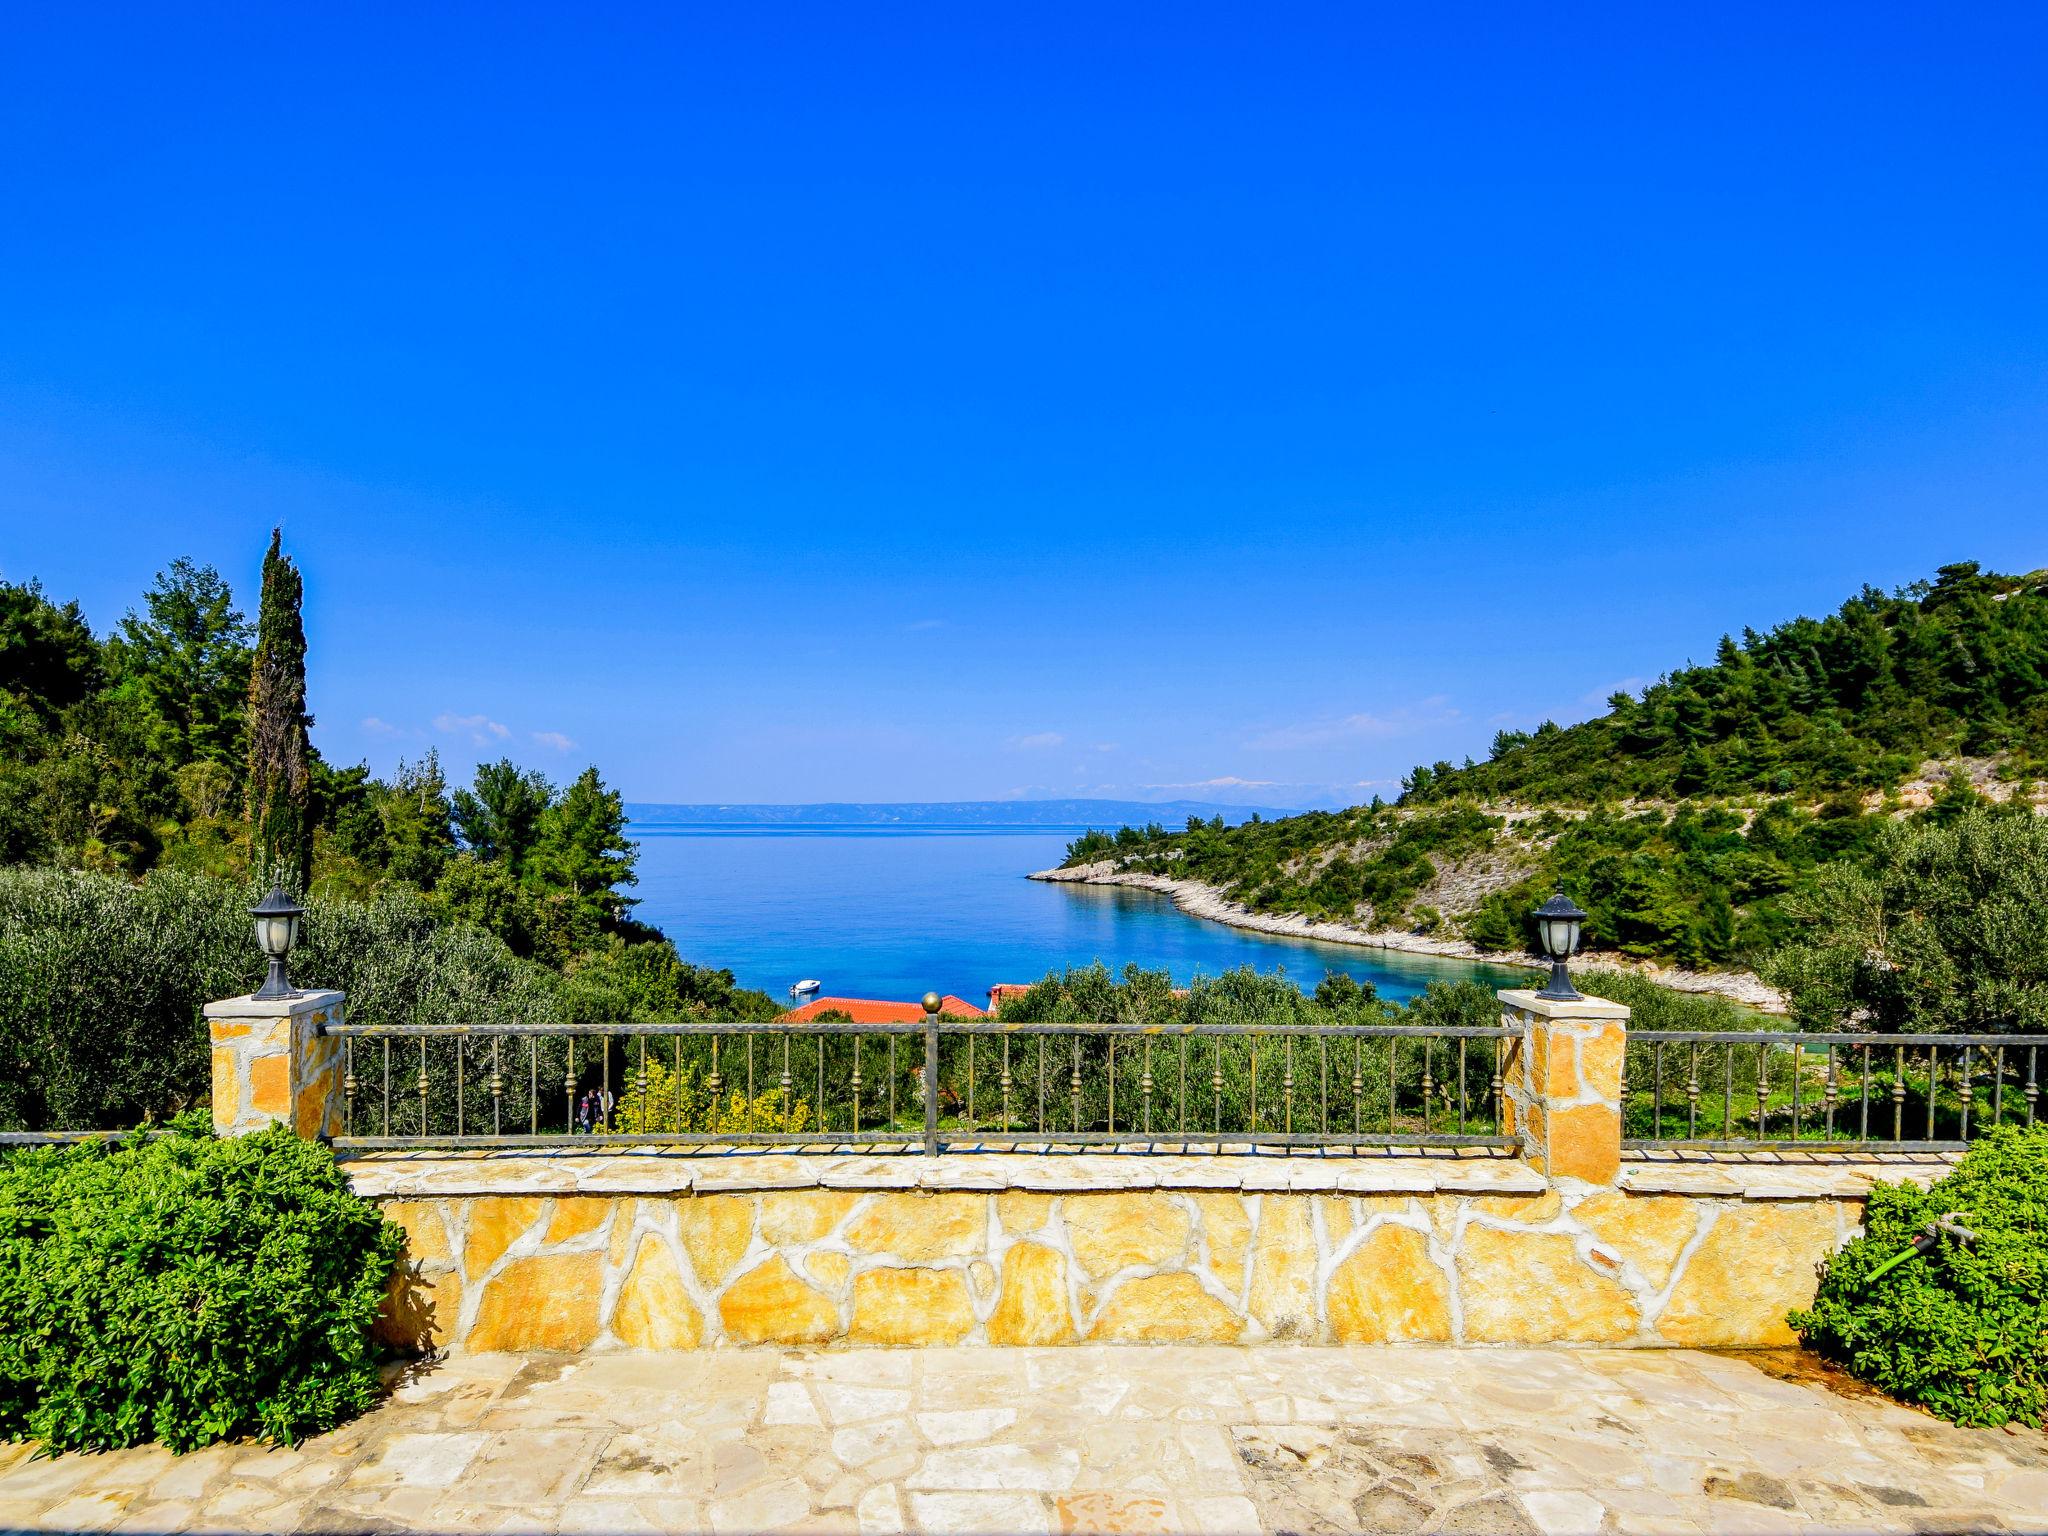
[324, 1020, 1521, 1040]
[1627, 1029, 2034, 1046]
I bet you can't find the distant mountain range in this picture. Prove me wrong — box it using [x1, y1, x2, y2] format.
[624, 799, 1288, 829]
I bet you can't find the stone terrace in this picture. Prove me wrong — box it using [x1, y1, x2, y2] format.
[4, 1346, 2043, 1534]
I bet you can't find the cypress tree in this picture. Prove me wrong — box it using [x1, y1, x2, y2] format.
[245, 529, 313, 883]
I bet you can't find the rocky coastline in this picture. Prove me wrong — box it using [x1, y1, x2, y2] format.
[1031, 860, 1788, 1014]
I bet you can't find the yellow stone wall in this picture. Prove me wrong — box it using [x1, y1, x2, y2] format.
[373, 1182, 1865, 1354]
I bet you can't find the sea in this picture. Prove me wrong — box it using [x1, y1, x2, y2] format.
[626, 815, 1533, 1009]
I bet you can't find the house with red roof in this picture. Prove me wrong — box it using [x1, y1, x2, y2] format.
[780, 995, 986, 1023]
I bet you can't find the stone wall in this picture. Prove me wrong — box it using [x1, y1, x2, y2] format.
[353, 1153, 1950, 1355]
[202, 979, 1958, 1355]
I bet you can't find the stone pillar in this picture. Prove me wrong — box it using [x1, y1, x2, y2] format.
[203, 989, 347, 1139]
[1498, 988, 1628, 1186]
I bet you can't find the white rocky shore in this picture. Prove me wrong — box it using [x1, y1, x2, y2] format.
[1032, 860, 1787, 1014]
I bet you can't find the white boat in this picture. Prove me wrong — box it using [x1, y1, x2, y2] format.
[790, 979, 821, 997]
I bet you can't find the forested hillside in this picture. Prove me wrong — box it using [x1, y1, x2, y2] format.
[1063, 564, 2048, 983]
[0, 541, 778, 1037]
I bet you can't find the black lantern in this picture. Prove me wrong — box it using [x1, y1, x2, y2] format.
[249, 886, 305, 1000]
[1532, 887, 1587, 1001]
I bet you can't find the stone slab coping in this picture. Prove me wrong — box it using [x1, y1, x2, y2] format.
[342, 1148, 1552, 1199]
[1619, 1151, 1960, 1199]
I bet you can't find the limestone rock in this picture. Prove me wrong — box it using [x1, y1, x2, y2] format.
[1326, 1225, 1450, 1343]
[1064, 1193, 1190, 1279]
[1657, 1202, 1836, 1347]
[613, 1235, 701, 1349]
[720, 1256, 838, 1344]
[987, 1242, 1074, 1346]
[759, 1191, 860, 1244]
[1088, 1274, 1239, 1343]
[1191, 1194, 1251, 1290]
[676, 1195, 753, 1286]
[469, 1252, 602, 1350]
[462, 1197, 547, 1281]
[850, 1268, 975, 1346]
[1572, 1191, 1696, 1290]
[1458, 1227, 1638, 1343]
[1248, 1196, 1316, 1338]
[846, 1193, 984, 1260]
[545, 1198, 609, 1245]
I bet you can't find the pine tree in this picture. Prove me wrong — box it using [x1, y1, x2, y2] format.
[245, 529, 313, 884]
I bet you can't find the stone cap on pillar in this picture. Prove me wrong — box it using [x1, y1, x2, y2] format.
[1496, 988, 1629, 1021]
[204, 988, 345, 1021]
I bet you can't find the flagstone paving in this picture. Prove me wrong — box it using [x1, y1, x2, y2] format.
[1, 1347, 2043, 1534]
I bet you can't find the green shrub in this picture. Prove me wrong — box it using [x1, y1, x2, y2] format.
[0, 1117, 402, 1452]
[1789, 1125, 2048, 1427]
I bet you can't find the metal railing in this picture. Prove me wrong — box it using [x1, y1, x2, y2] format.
[1623, 1031, 2040, 1152]
[324, 1017, 1520, 1154]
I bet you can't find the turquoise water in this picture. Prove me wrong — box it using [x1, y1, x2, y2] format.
[628, 820, 1534, 1008]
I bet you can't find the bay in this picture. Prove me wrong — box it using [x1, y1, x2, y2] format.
[627, 819, 1534, 1008]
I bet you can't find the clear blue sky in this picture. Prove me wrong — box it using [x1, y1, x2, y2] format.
[4, 5, 2043, 809]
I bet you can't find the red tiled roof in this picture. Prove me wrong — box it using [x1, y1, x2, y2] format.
[780, 995, 986, 1023]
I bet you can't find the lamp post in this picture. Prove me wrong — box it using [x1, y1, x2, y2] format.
[1532, 887, 1587, 1001]
[249, 886, 305, 1001]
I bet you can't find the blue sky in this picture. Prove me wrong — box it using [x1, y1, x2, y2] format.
[4, 5, 2044, 809]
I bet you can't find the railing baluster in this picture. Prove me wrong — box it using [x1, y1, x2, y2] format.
[1858, 1044, 1869, 1143]
[1322, 1037, 1332, 1138]
[1037, 1036, 1047, 1135]
[1249, 1036, 1260, 1138]
[383, 1037, 391, 1137]
[1650, 1041, 1662, 1141]
[1212, 1039, 1223, 1134]
[1457, 1037, 1467, 1135]
[1960, 1045, 1974, 1140]
[2028, 1046, 2039, 1127]
[1141, 1039, 1153, 1138]
[1178, 1037, 1189, 1142]
[1893, 1045, 1905, 1142]
[1390, 1037, 1400, 1137]
[1355, 1038, 1365, 1137]
[418, 1038, 430, 1136]
[1790, 1039, 1802, 1141]
[1070, 1037, 1082, 1134]
[1001, 1038, 1012, 1136]
[1755, 1043, 1769, 1142]
[1927, 1045, 1938, 1142]
[1686, 1044, 1699, 1140]
[1823, 1044, 1837, 1142]
[455, 1036, 465, 1136]
[1282, 1036, 1294, 1136]
[1722, 1045, 1733, 1140]
[491, 1038, 503, 1136]
[851, 1037, 863, 1135]
[1421, 1040, 1434, 1137]
[344, 1039, 356, 1136]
